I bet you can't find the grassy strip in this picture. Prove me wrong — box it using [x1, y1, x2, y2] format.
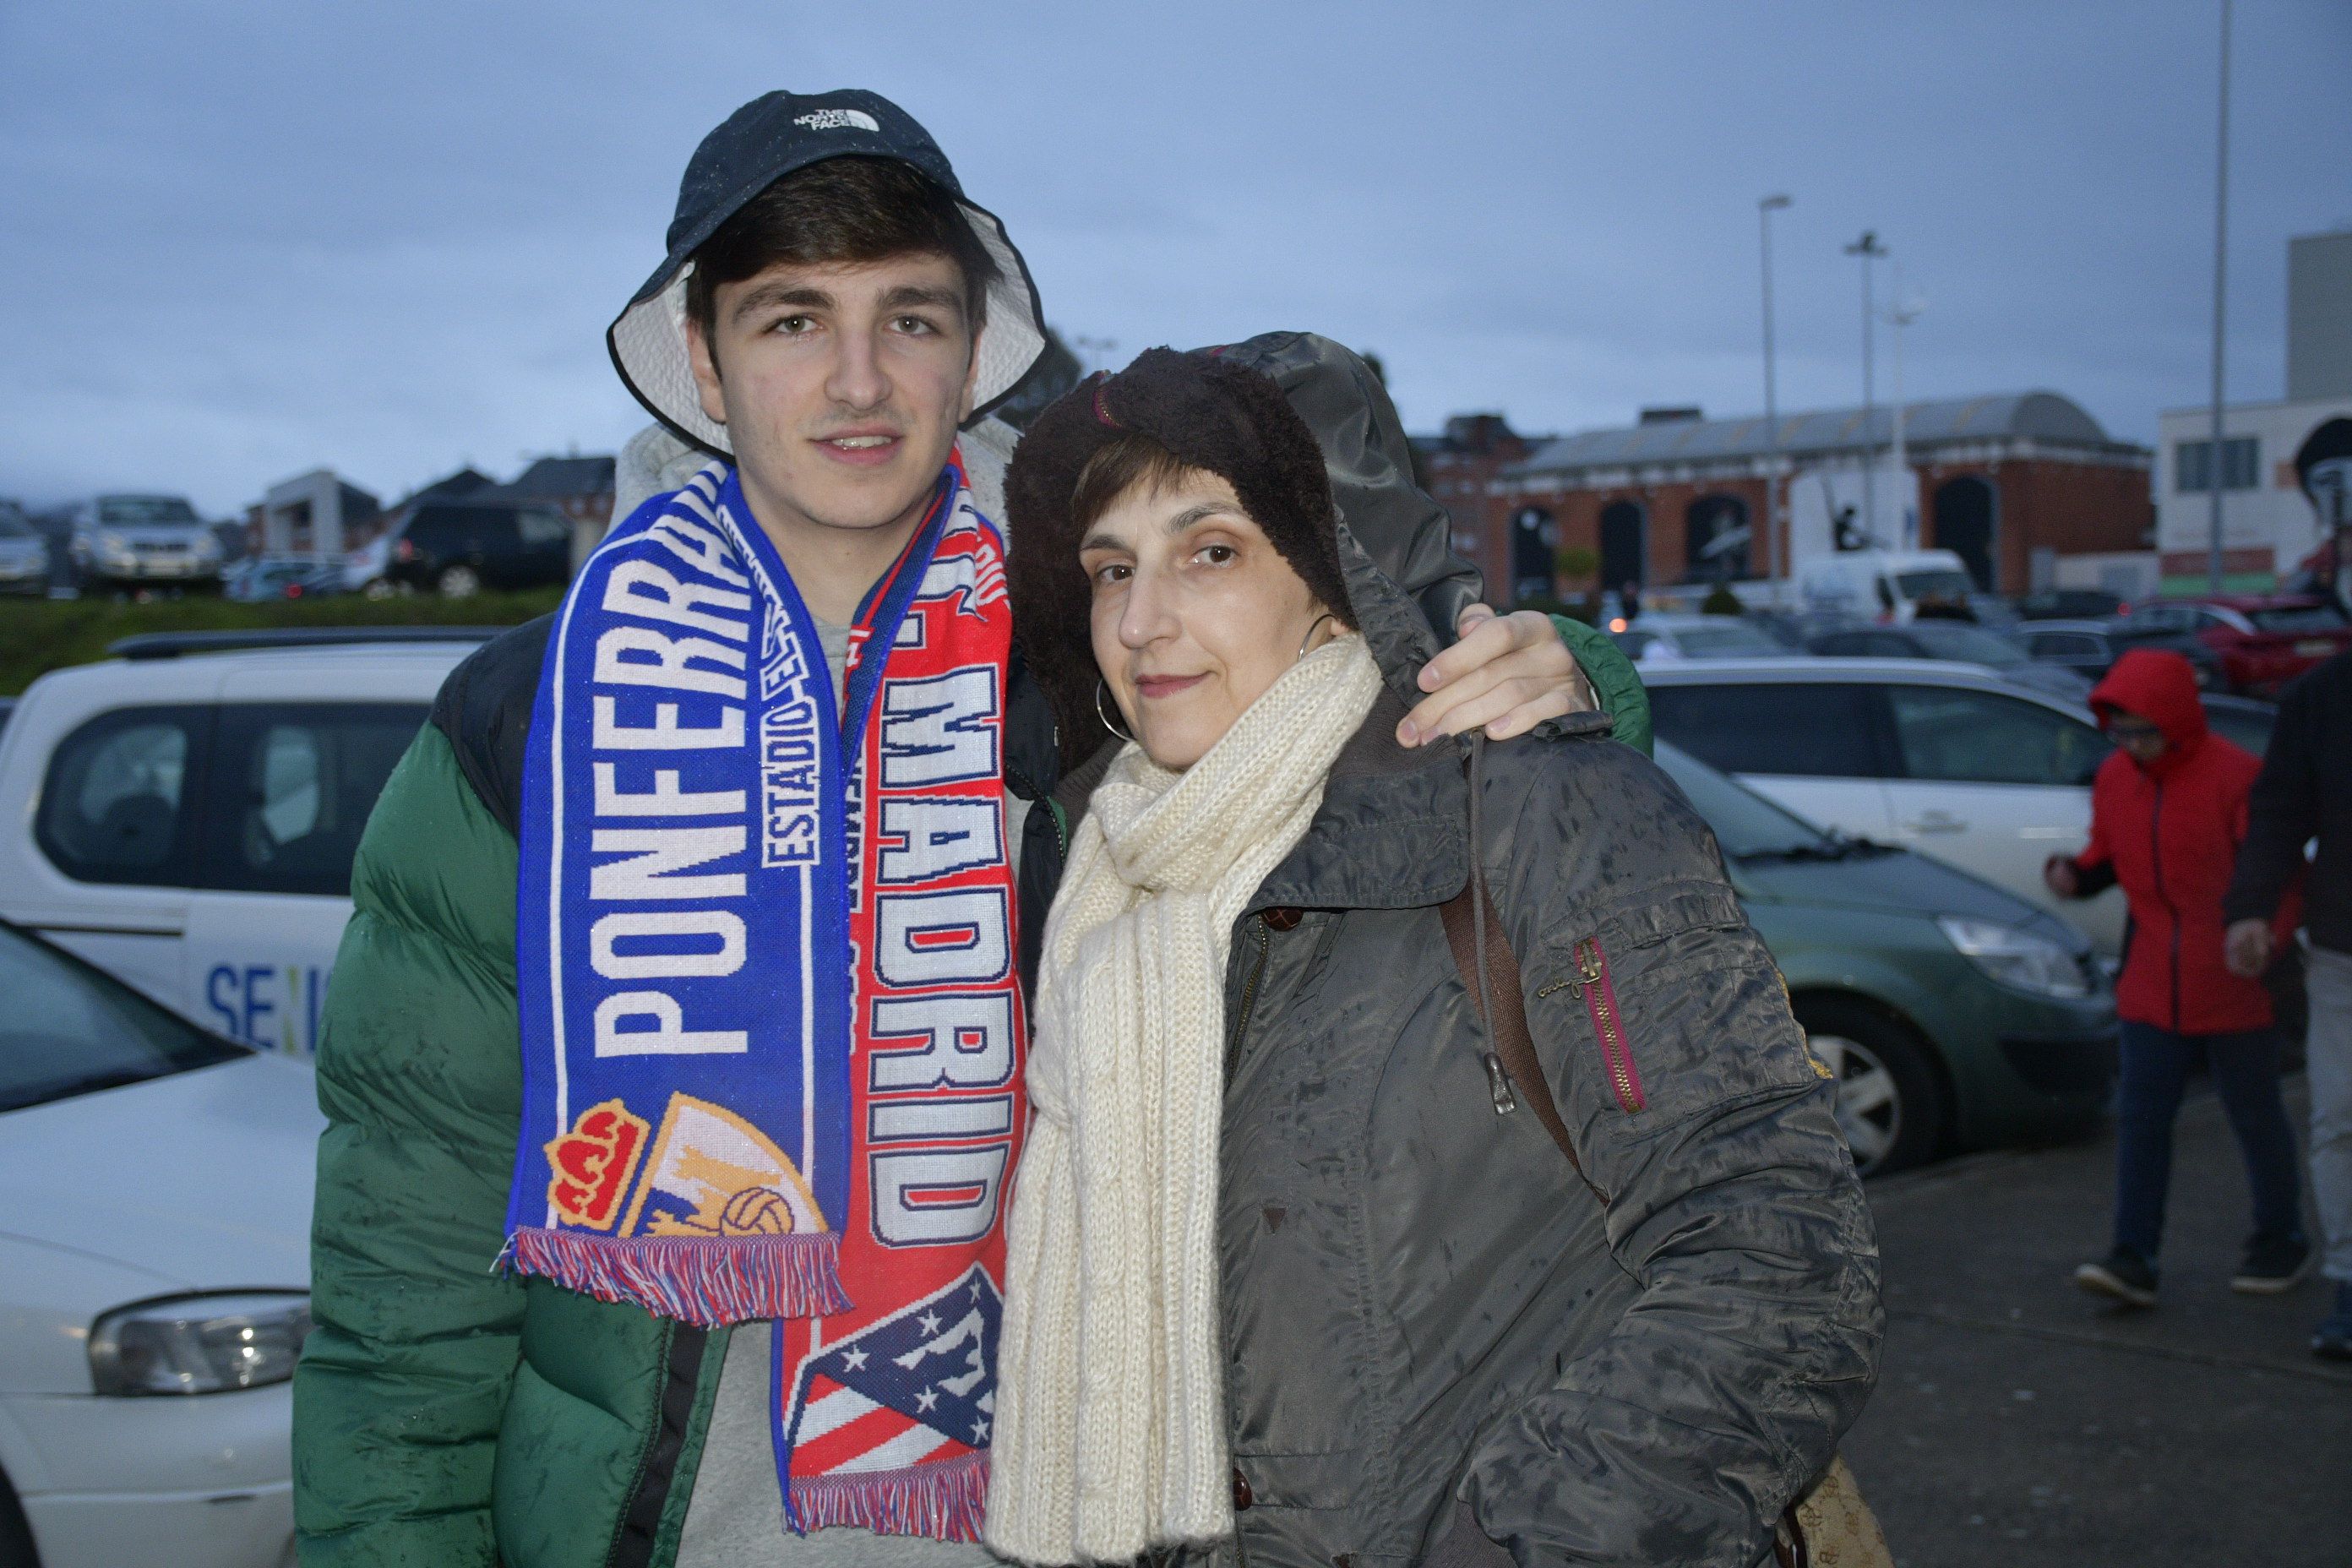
[0, 589, 563, 695]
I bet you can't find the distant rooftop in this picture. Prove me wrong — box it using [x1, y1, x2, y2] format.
[487, 455, 615, 500]
[1508, 391, 2138, 476]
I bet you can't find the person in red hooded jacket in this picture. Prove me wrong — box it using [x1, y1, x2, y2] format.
[2044, 648, 2309, 1307]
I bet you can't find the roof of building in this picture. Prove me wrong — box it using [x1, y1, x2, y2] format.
[1508, 391, 2137, 476]
[492, 455, 616, 499]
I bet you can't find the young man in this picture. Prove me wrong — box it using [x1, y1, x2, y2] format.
[291, 90, 1635, 1568]
[2045, 649, 2307, 1310]
[2224, 647, 2352, 1358]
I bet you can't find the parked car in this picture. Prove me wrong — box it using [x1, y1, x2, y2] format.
[0, 917, 318, 1568]
[2198, 693, 2278, 758]
[1794, 547, 1977, 623]
[1609, 611, 1790, 663]
[0, 629, 482, 1048]
[0, 503, 52, 596]
[1807, 619, 2093, 700]
[2107, 594, 2352, 695]
[1656, 740, 2113, 1174]
[1644, 658, 2125, 955]
[2012, 618, 2228, 691]
[63, 494, 223, 595]
[348, 500, 570, 597]
[224, 556, 346, 603]
[2015, 586, 2126, 621]
[1646, 660, 2286, 964]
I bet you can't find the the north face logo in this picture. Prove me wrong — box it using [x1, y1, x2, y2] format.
[794, 109, 881, 133]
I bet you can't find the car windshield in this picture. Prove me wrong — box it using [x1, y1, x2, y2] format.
[1654, 741, 1851, 861]
[2248, 603, 2349, 634]
[0, 512, 33, 539]
[1906, 623, 2028, 667]
[0, 924, 246, 1112]
[1896, 569, 1974, 600]
[99, 496, 200, 527]
[1674, 623, 1783, 657]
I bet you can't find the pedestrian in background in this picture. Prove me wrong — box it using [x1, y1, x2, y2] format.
[2044, 649, 2308, 1308]
[2224, 647, 2352, 1359]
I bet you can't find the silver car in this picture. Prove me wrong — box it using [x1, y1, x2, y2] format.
[67, 495, 223, 593]
[0, 504, 51, 596]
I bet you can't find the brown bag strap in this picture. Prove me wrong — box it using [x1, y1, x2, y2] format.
[1439, 879, 1580, 1174]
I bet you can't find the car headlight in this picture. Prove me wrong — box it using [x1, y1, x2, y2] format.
[96, 529, 131, 555]
[192, 531, 221, 558]
[89, 1292, 313, 1396]
[1937, 916, 2092, 999]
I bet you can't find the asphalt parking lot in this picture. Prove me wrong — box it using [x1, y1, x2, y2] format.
[1850, 1078, 2350, 1567]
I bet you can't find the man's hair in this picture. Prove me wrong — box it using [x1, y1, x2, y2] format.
[1070, 431, 1201, 531]
[685, 156, 999, 351]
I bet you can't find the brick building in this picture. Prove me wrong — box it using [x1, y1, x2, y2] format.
[1451, 393, 2151, 602]
[1411, 413, 1543, 600]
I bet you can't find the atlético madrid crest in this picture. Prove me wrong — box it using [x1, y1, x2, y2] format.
[781, 1264, 1001, 1478]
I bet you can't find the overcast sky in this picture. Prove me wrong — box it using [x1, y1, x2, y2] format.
[3, 0, 2348, 515]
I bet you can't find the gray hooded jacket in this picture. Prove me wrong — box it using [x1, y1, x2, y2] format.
[1033, 335, 1881, 1568]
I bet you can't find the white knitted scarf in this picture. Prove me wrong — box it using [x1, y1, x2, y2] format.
[986, 634, 1385, 1565]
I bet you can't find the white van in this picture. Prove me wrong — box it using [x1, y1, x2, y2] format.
[0, 630, 485, 1053]
[1796, 548, 1976, 623]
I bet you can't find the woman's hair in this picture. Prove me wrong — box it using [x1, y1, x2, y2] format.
[1069, 433, 1200, 531]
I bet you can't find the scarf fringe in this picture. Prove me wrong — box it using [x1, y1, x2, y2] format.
[500, 1227, 851, 1325]
[787, 1451, 989, 1541]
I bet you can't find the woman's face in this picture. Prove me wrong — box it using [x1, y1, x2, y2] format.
[1079, 471, 1332, 770]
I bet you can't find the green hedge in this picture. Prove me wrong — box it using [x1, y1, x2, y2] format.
[0, 589, 563, 695]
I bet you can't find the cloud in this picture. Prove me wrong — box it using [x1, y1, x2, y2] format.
[2, 0, 2346, 513]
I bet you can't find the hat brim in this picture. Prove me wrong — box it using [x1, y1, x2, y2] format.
[606, 197, 1047, 456]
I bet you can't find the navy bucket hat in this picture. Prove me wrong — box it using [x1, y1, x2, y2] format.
[607, 88, 1048, 455]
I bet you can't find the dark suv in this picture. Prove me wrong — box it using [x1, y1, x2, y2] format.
[370, 502, 570, 596]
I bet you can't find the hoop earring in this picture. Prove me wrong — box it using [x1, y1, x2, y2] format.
[1298, 612, 1337, 662]
[1095, 678, 1135, 742]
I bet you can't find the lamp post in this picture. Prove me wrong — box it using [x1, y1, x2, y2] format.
[1759, 193, 1792, 581]
[1886, 270, 1923, 551]
[2208, 0, 2234, 594]
[1845, 231, 1890, 548]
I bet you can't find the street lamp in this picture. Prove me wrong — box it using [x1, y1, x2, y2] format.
[1886, 270, 1924, 550]
[1759, 193, 1792, 580]
[2208, 0, 2234, 594]
[1845, 230, 1890, 548]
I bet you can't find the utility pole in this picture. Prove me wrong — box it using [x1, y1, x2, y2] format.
[1887, 267, 1923, 551]
[1760, 193, 1793, 581]
[2208, 0, 2234, 594]
[1846, 231, 1890, 547]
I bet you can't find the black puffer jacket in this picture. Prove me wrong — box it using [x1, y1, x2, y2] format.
[1028, 341, 1881, 1568]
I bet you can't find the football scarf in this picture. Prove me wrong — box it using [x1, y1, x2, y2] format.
[506, 458, 1025, 1538]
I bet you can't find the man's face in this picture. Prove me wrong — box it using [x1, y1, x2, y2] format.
[687, 252, 979, 543]
[2101, 708, 2169, 765]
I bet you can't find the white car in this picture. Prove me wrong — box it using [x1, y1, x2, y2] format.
[63, 496, 223, 595]
[1642, 657, 2129, 956]
[1608, 612, 1790, 664]
[0, 630, 477, 1051]
[0, 918, 320, 1568]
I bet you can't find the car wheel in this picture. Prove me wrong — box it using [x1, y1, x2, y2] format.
[1796, 997, 1947, 1178]
[362, 577, 397, 600]
[0, 1466, 37, 1568]
[437, 564, 482, 598]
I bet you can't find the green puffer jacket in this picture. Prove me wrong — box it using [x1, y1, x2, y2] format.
[291, 633, 1646, 1567]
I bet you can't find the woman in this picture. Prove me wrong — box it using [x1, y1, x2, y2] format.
[987, 338, 1881, 1568]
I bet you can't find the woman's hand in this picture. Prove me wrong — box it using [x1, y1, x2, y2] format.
[1398, 605, 1593, 746]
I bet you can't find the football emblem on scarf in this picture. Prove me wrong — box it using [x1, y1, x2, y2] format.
[781, 1264, 1002, 1489]
[543, 1099, 650, 1230]
[626, 1094, 827, 1239]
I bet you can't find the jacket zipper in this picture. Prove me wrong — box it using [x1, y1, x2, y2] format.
[1574, 938, 1646, 1113]
[2149, 777, 2180, 1030]
[1225, 915, 1272, 1082]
